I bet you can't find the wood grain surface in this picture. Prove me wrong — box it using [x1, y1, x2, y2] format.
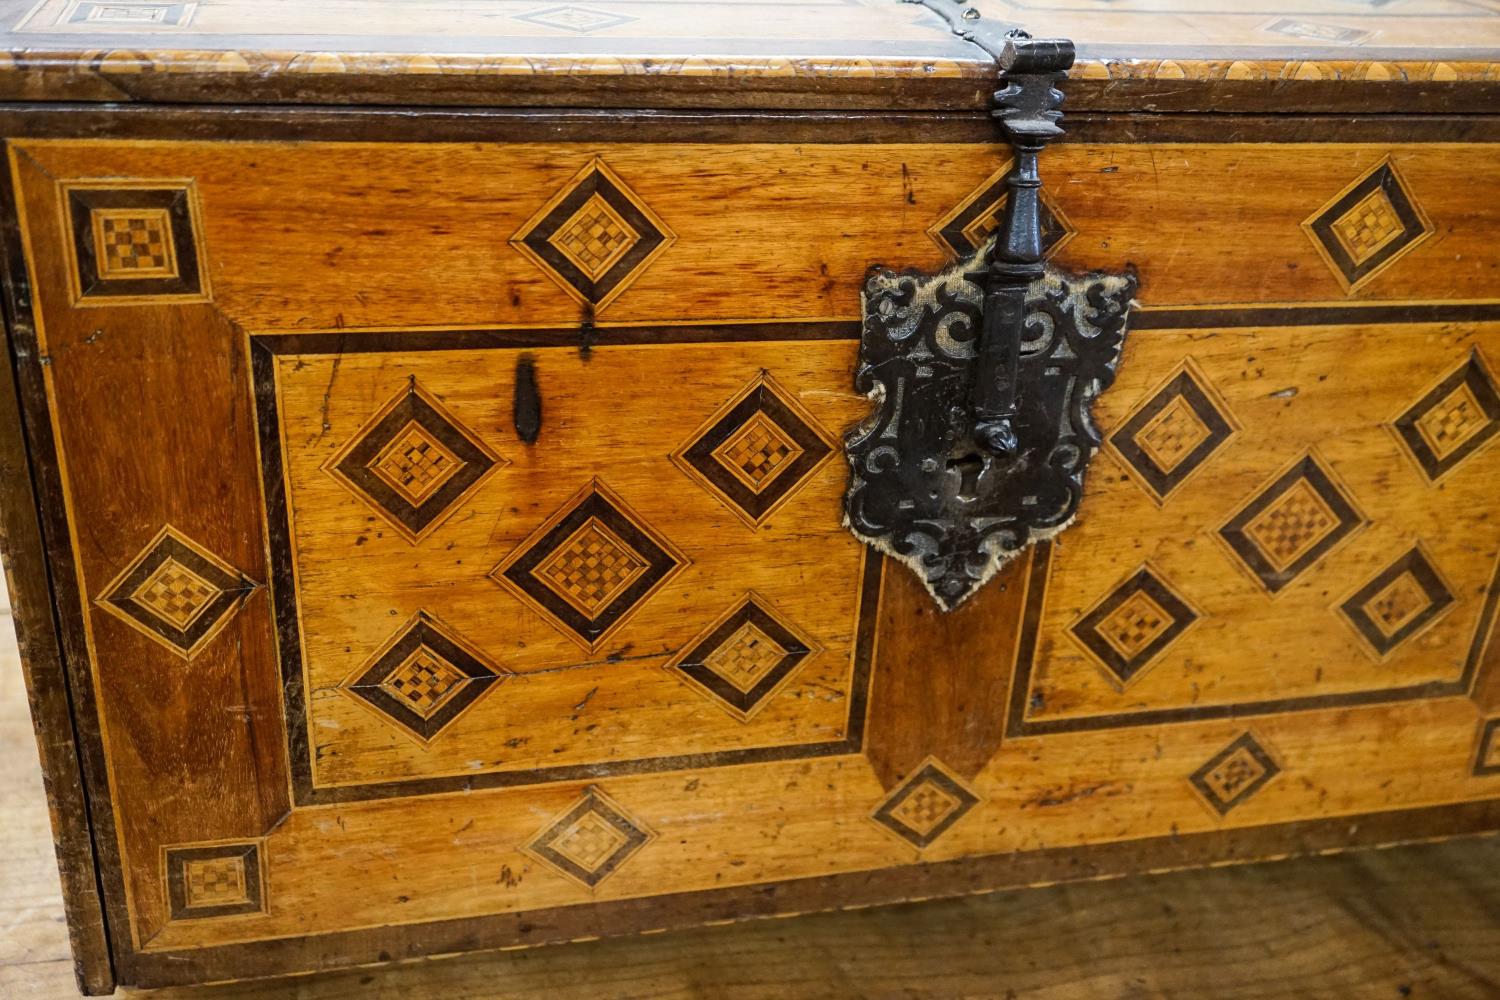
[5, 604, 1500, 999]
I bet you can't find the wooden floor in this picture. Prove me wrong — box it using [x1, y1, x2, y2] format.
[2, 605, 1499, 999]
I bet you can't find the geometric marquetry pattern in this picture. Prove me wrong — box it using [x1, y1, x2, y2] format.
[1218, 452, 1365, 595]
[1302, 158, 1431, 294]
[511, 158, 674, 312]
[342, 612, 507, 745]
[1391, 350, 1500, 483]
[325, 379, 506, 544]
[491, 479, 686, 652]
[926, 165, 1075, 261]
[667, 593, 820, 722]
[1070, 565, 1199, 688]
[672, 372, 835, 529]
[512, 4, 635, 33]
[1108, 359, 1238, 504]
[524, 787, 653, 889]
[870, 758, 980, 850]
[1189, 732, 1281, 817]
[1338, 546, 1456, 659]
[94, 525, 256, 658]
[63, 183, 206, 302]
[1476, 719, 1500, 778]
[164, 842, 263, 920]
[68, 1, 196, 25]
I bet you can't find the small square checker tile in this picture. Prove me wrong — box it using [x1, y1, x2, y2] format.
[1391, 351, 1500, 483]
[524, 788, 653, 889]
[871, 759, 980, 850]
[1338, 546, 1456, 659]
[1189, 733, 1281, 816]
[1218, 453, 1365, 595]
[64, 183, 206, 303]
[1302, 159, 1430, 294]
[165, 842, 263, 920]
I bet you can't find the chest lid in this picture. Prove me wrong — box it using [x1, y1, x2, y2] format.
[3, 0, 1499, 112]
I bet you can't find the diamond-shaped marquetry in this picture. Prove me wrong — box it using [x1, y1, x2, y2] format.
[871, 758, 980, 850]
[1302, 158, 1431, 294]
[165, 842, 263, 920]
[667, 593, 822, 722]
[95, 525, 256, 658]
[1391, 351, 1500, 483]
[927, 165, 1075, 261]
[524, 787, 653, 889]
[343, 612, 507, 745]
[1339, 545, 1456, 659]
[1108, 359, 1238, 504]
[1476, 719, 1500, 777]
[1189, 732, 1281, 817]
[672, 373, 835, 529]
[492, 479, 686, 652]
[1219, 453, 1365, 595]
[511, 158, 674, 312]
[325, 379, 506, 544]
[63, 183, 206, 303]
[1071, 565, 1199, 688]
[512, 4, 635, 33]
[68, 1, 196, 26]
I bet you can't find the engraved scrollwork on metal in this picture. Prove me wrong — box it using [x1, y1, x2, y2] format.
[841, 31, 1138, 611]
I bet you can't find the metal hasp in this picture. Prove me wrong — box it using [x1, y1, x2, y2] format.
[842, 30, 1138, 611]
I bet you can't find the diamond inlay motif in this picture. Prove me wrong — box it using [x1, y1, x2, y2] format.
[871, 759, 980, 849]
[326, 379, 505, 544]
[344, 612, 507, 745]
[525, 788, 653, 889]
[513, 4, 635, 33]
[1476, 719, 1500, 777]
[1219, 453, 1364, 595]
[1303, 158, 1431, 294]
[1071, 566, 1198, 688]
[96, 525, 256, 658]
[1392, 351, 1500, 482]
[165, 842, 263, 920]
[64, 183, 206, 302]
[673, 373, 835, 529]
[511, 158, 673, 312]
[1190, 732, 1281, 816]
[668, 593, 820, 721]
[492, 480, 686, 652]
[1339, 546, 1456, 658]
[928, 165, 1075, 260]
[1108, 360, 1238, 504]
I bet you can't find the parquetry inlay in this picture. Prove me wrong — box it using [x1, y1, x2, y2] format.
[165, 842, 264, 920]
[1070, 565, 1199, 688]
[1338, 545, 1456, 658]
[1190, 733, 1281, 816]
[524, 788, 653, 889]
[536, 517, 651, 619]
[1218, 453, 1364, 595]
[1392, 351, 1500, 482]
[871, 759, 980, 850]
[667, 593, 820, 721]
[92, 207, 177, 279]
[1303, 158, 1431, 294]
[1108, 359, 1238, 505]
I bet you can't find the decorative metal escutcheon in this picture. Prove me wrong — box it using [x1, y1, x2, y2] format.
[843, 32, 1138, 611]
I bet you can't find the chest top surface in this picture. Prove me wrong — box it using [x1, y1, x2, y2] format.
[3, 0, 1500, 110]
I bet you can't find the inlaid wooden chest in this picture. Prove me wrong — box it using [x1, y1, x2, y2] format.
[2, 0, 1500, 993]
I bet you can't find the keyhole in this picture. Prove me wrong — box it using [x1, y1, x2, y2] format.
[948, 451, 985, 503]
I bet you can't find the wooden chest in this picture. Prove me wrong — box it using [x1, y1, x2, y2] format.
[3, 0, 1500, 992]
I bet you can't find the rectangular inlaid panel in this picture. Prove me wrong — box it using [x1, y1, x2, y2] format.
[6, 134, 1500, 989]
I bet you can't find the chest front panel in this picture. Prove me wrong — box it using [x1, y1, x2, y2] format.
[8, 132, 1500, 986]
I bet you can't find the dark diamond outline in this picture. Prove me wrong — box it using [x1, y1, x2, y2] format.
[670, 595, 816, 720]
[164, 842, 264, 920]
[674, 377, 834, 528]
[98, 527, 255, 657]
[930, 173, 1073, 261]
[65, 184, 204, 301]
[1476, 718, 1500, 777]
[871, 760, 980, 849]
[525, 788, 651, 888]
[1391, 350, 1500, 483]
[1071, 566, 1200, 687]
[517, 162, 667, 306]
[1109, 362, 1238, 503]
[328, 381, 502, 543]
[343, 612, 506, 744]
[1218, 453, 1365, 595]
[1304, 159, 1429, 293]
[494, 481, 685, 650]
[1189, 732, 1281, 817]
[1338, 545, 1457, 658]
